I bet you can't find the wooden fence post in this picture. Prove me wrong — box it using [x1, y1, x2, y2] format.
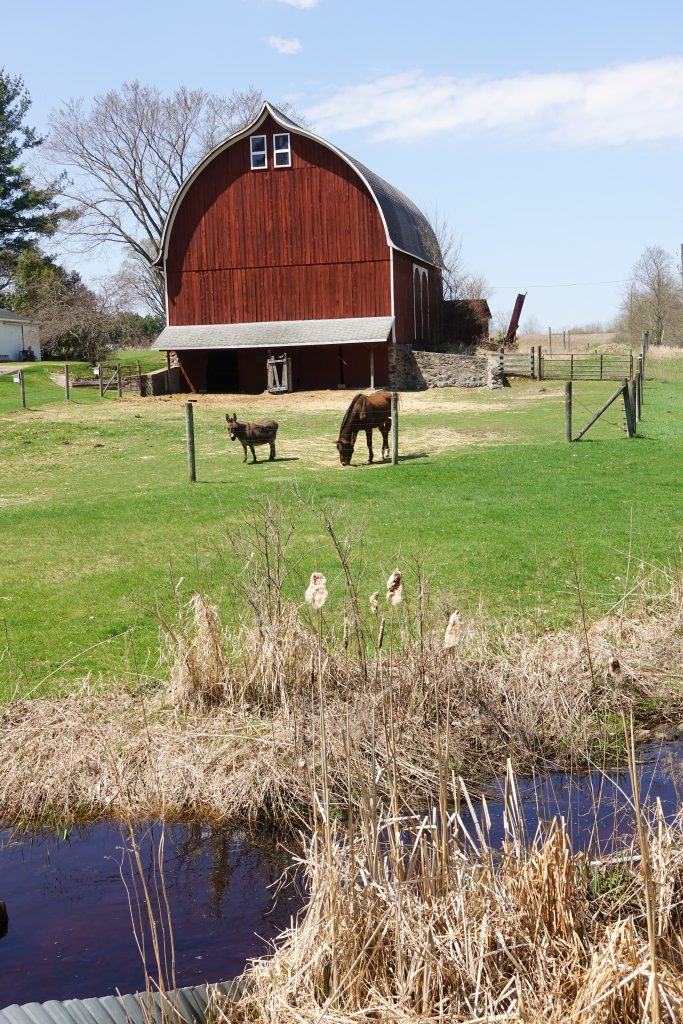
[19, 369, 26, 409]
[137, 360, 143, 397]
[570, 352, 574, 379]
[563, 330, 566, 351]
[635, 371, 641, 421]
[64, 363, 70, 401]
[565, 381, 572, 442]
[391, 391, 398, 465]
[628, 379, 637, 432]
[98, 364, 104, 398]
[117, 363, 123, 398]
[622, 380, 635, 438]
[370, 346, 375, 389]
[638, 356, 644, 408]
[599, 353, 603, 380]
[537, 346, 542, 380]
[548, 326, 552, 353]
[530, 349, 535, 378]
[185, 402, 197, 482]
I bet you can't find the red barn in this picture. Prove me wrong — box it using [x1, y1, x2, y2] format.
[153, 102, 443, 393]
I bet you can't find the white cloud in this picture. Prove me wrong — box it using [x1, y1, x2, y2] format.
[268, 35, 303, 55]
[306, 59, 683, 146]
[275, 0, 318, 7]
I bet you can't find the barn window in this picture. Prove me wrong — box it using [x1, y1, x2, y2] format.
[273, 133, 291, 168]
[250, 135, 267, 170]
[413, 265, 429, 342]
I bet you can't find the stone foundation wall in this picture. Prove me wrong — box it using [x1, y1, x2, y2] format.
[388, 345, 502, 390]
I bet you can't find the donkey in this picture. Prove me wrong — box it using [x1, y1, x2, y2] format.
[226, 413, 278, 463]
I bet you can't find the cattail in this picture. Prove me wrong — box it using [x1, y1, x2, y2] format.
[305, 571, 328, 610]
[369, 591, 379, 615]
[343, 617, 349, 651]
[377, 617, 385, 650]
[444, 610, 462, 650]
[386, 567, 403, 607]
[607, 656, 623, 683]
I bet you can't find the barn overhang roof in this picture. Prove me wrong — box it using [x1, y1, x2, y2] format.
[152, 316, 395, 351]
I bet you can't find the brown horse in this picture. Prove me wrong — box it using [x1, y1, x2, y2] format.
[336, 391, 393, 466]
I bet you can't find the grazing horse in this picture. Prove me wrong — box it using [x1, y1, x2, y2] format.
[226, 413, 278, 463]
[336, 391, 393, 466]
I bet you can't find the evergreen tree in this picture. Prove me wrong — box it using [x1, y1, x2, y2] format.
[0, 70, 62, 291]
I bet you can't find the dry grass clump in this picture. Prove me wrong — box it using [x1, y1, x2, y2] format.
[1, 502, 682, 828]
[217, 770, 683, 1023]
[165, 593, 230, 706]
[1, 561, 682, 829]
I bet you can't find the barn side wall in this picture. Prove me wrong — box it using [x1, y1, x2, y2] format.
[392, 251, 443, 347]
[166, 116, 392, 326]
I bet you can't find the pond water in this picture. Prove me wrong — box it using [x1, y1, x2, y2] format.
[459, 736, 683, 853]
[0, 822, 301, 1008]
[1, 738, 681, 1010]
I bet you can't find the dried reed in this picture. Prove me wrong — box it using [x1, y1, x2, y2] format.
[220, 765, 683, 1023]
[1, 561, 682, 830]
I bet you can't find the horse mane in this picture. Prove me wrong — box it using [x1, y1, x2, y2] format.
[338, 393, 364, 436]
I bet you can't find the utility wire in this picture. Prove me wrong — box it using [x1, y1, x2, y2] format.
[491, 278, 629, 289]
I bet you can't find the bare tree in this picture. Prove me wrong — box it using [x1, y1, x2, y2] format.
[47, 84, 299, 315]
[617, 245, 683, 346]
[427, 209, 491, 301]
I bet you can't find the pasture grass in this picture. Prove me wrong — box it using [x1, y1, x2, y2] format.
[1, 348, 682, 699]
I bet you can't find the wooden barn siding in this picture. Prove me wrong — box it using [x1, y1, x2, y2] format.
[392, 252, 442, 346]
[167, 116, 391, 325]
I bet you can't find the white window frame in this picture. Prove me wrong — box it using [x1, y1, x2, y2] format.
[413, 264, 429, 341]
[273, 132, 291, 168]
[250, 135, 267, 170]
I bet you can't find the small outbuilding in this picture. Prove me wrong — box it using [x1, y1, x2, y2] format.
[0, 308, 41, 362]
[153, 103, 443, 393]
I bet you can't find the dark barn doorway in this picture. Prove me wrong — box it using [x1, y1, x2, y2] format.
[207, 349, 239, 392]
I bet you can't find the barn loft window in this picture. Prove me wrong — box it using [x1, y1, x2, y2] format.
[250, 135, 267, 170]
[273, 133, 291, 168]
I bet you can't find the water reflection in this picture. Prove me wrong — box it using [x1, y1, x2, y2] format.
[0, 821, 301, 1007]
[460, 737, 683, 855]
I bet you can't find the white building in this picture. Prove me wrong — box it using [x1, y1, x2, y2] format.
[0, 308, 41, 362]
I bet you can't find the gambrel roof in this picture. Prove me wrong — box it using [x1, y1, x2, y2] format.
[157, 102, 442, 269]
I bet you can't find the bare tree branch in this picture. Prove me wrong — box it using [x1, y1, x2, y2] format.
[46, 83, 302, 314]
[615, 245, 683, 346]
[427, 209, 491, 301]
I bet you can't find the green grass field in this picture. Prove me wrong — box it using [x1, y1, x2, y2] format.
[0, 349, 167, 415]
[1, 349, 681, 700]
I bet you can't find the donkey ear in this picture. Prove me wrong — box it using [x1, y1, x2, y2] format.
[225, 413, 229, 421]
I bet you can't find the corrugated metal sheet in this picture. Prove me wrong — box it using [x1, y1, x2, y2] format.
[153, 316, 394, 351]
[0, 979, 244, 1024]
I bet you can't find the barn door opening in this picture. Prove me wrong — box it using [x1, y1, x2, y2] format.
[206, 349, 239, 392]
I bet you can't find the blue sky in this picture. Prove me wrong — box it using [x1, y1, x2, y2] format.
[6, 0, 683, 328]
